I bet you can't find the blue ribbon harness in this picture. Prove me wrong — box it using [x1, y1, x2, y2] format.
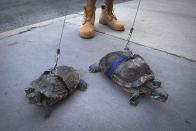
[104, 55, 131, 78]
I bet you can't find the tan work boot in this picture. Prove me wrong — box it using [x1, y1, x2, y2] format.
[99, 5, 124, 31]
[80, 6, 96, 38]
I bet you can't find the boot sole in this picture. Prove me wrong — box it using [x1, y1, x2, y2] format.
[80, 33, 95, 39]
[99, 20, 125, 31]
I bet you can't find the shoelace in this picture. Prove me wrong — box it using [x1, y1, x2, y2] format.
[82, 7, 94, 25]
[110, 8, 117, 20]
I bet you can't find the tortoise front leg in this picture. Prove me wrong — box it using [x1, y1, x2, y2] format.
[42, 100, 51, 118]
[129, 90, 140, 106]
[25, 87, 34, 95]
[77, 79, 88, 91]
[89, 64, 102, 73]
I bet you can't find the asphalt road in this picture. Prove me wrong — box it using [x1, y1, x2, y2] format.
[0, 0, 130, 33]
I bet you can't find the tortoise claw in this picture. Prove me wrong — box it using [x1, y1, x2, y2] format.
[129, 91, 140, 106]
[129, 99, 139, 106]
[152, 80, 161, 87]
[25, 87, 34, 95]
[89, 64, 101, 73]
[77, 80, 88, 91]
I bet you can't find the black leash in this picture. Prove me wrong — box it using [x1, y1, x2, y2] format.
[53, 1, 71, 71]
[124, 0, 142, 54]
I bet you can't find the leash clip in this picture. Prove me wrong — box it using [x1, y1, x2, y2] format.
[124, 46, 133, 57]
[52, 48, 61, 72]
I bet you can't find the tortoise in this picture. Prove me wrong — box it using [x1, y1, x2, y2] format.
[89, 51, 168, 105]
[25, 65, 87, 117]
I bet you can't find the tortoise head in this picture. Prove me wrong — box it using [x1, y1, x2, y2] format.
[27, 92, 42, 104]
[145, 81, 168, 102]
[25, 88, 42, 104]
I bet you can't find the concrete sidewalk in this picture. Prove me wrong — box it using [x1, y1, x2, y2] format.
[67, 0, 196, 61]
[0, 0, 196, 131]
[1, 0, 196, 60]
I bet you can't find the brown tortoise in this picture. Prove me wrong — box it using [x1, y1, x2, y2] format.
[25, 66, 87, 117]
[89, 51, 168, 105]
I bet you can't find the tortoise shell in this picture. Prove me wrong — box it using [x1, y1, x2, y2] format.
[31, 66, 80, 98]
[99, 51, 155, 89]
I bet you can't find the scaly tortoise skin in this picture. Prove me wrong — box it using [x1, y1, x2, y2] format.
[89, 51, 168, 105]
[25, 66, 87, 117]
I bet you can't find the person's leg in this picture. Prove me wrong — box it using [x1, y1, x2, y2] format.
[104, 0, 113, 9]
[86, 0, 96, 7]
[99, 0, 124, 31]
[80, 0, 96, 38]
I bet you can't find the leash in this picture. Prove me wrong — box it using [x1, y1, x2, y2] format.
[124, 0, 142, 55]
[105, 0, 142, 79]
[53, 1, 71, 71]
